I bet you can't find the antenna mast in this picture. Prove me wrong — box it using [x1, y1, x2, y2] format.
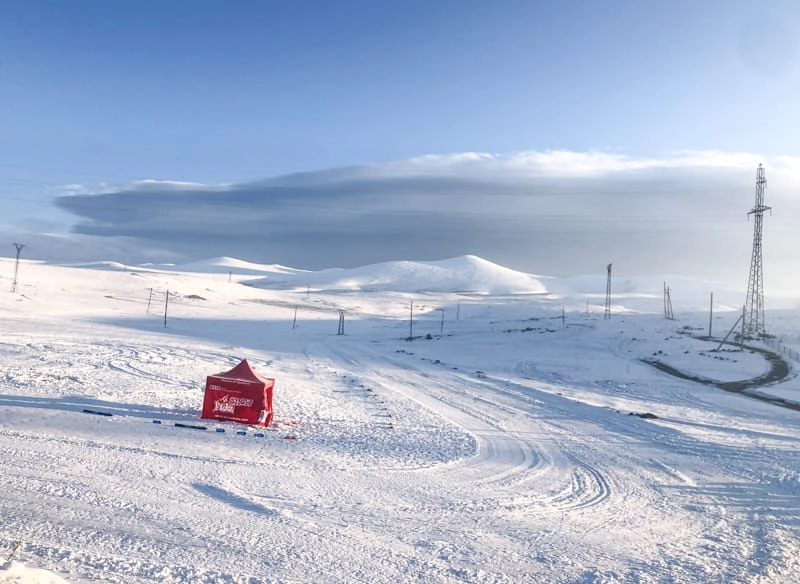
[743, 164, 771, 338]
[604, 263, 612, 319]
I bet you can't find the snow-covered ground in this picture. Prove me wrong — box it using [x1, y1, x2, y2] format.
[1, 255, 799, 583]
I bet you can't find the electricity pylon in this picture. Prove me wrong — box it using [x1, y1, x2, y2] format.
[743, 164, 771, 338]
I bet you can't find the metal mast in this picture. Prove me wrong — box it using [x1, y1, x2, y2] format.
[604, 263, 612, 319]
[743, 164, 771, 338]
[11, 243, 25, 293]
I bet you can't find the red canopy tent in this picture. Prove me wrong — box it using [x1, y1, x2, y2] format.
[201, 359, 274, 427]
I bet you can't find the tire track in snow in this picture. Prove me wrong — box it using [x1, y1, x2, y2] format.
[391, 365, 615, 514]
[315, 340, 615, 519]
[311, 339, 650, 579]
[339, 352, 545, 488]
[556, 454, 612, 511]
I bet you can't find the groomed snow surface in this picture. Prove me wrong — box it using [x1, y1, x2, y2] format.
[1, 255, 799, 583]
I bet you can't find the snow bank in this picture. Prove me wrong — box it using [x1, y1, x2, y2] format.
[0, 561, 70, 584]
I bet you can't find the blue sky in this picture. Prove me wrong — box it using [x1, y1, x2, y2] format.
[0, 0, 799, 287]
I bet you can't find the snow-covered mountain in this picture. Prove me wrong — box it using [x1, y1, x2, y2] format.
[243, 254, 555, 295]
[171, 256, 305, 277]
[56, 253, 762, 311]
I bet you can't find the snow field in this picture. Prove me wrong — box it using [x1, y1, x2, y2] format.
[0, 257, 799, 583]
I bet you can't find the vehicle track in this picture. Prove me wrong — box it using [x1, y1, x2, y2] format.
[644, 340, 795, 409]
[315, 339, 616, 518]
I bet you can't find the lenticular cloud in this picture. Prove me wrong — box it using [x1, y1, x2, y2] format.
[49, 149, 800, 289]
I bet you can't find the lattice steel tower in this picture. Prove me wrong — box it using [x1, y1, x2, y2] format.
[743, 164, 771, 338]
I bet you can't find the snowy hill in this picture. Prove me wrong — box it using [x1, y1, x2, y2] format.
[1, 255, 800, 583]
[173, 256, 305, 276]
[245, 254, 562, 295]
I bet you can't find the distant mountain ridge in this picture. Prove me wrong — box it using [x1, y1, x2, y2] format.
[53, 254, 750, 306]
[243, 254, 555, 295]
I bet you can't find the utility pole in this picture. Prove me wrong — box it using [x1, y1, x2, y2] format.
[11, 243, 24, 293]
[743, 164, 771, 338]
[663, 283, 674, 320]
[708, 292, 713, 338]
[409, 300, 414, 339]
[604, 263, 612, 320]
[667, 286, 673, 319]
[164, 289, 169, 328]
[715, 306, 745, 352]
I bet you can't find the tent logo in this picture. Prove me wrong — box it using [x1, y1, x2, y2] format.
[213, 394, 254, 414]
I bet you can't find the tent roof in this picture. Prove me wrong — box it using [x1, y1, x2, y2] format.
[210, 359, 273, 384]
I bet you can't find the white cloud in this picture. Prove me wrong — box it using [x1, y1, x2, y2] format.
[365, 149, 794, 179]
[57, 179, 231, 197]
[42, 149, 800, 291]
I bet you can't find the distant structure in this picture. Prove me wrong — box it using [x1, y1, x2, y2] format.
[604, 263, 612, 319]
[743, 164, 771, 338]
[11, 242, 25, 293]
[663, 282, 674, 320]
